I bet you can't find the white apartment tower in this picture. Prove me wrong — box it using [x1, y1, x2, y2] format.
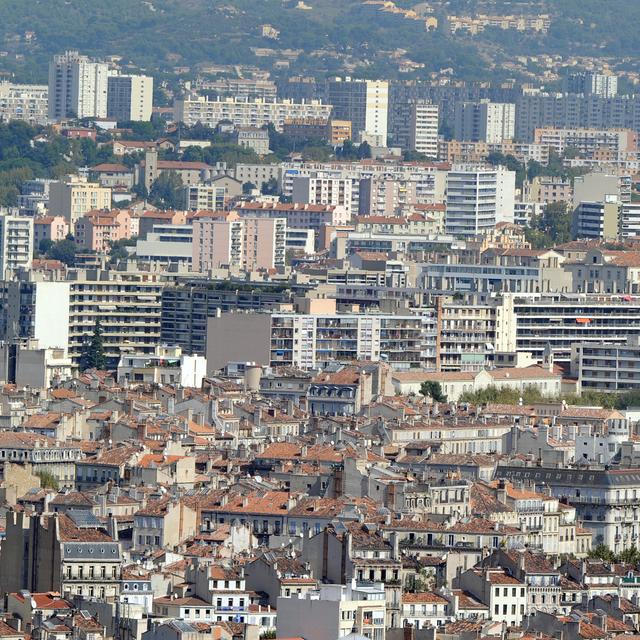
[454, 101, 516, 143]
[291, 175, 353, 217]
[48, 51, 110, 120]
[326, 77, 389, 143]
[0, 82, 49, 125]
[390, 100, 439, 157]
[0, 213, 33, 277]
[107, 74, 154, 121]
[445, 165, 516, 237]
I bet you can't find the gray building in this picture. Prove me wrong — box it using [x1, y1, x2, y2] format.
[495, 464, 640, 552]
[161, 281, 293, 356]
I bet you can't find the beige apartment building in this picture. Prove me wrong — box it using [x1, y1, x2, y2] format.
[192, 211, 286, 273]
[48, 175, 111, 224]
[522, 176, 573, 205]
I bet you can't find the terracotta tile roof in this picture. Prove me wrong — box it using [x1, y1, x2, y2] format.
[57, 514, 113, 543]
[451, 589, 488, 609]
[211, 491, 292, 516]
[0, 622, 24, 638]
[49, 491, 95, 507]
[402, 592, 448, 604]
[138, 454, 185, 468]
[92, 163, 131, 172]
[473, 568, 523, 585]
[10, 592, 71, 609]
[559, 407, 622, 420]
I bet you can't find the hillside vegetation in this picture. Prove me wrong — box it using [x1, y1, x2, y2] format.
[0, 0, 639, 82]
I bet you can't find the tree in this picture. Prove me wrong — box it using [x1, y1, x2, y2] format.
[107, 237, 137, 263]
[38, 238, 54, 255]
[617, 545, 640, 565]
[357, 141, 372, 159]
[261, 177, 279, 195]
[336, 139, 358, 160]
[243, 181, 257, 194]
[588, 544, 617, 562]
[420, 381, 446, 402]
[45, 238, 77, 266]
[35, 470, 59, 490]
[80, 320, 107, 372]
[149, 171, 184, 210]
[525, 201, 572, 248]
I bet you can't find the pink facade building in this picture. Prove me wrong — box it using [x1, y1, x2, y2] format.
[33, 216, 69, 247]
[233, 201, 350, 230]
[192, 211, 286, 273]
[74, 209, 133, 253]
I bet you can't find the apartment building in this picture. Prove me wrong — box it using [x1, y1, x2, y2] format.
[292, 175, 353, 216]
[106, 74, 153, 121]
[280, 161, 447, 216]
[389, 100, 439, 157]
[326, 77, 389, 142]
[160, 280, 293, 356]
[454, 101, 516, 143]
[572, 200, 620, 240]
[48, 176, 112, 224]
[445, 166, 516, 236]
[522, 176, 573, 205]
[358, 177, 439, 216]
[142, 150, 223, 192]
[533, 127, 636, 160]
[573, 336, 640, 393]
[48, 50, 110, 120]
[33, 216, 69, 248]
[510, 293, 640, 365]
[1, 511, 122, 601]
[206, 309, 424, 372]
[439, 140, 549, 165]
[619, 203, 640, 238]
[195, 77, 277, 99]
[0, 214, 33, 277]
[282, 117, 352, 146]
[0, 82, 49, 125]
[234, 127, 270, 155]
[277, 582, 387, 640]
[192, 212, 286, 272]
[496, 465, 640, 553]
[564, 248, 640, 295]
[573, 172, 630, 207]
[1, 268, 172, 368]
[18, 178, 54, 216]
[74, 209, 132, 253]
[135, 224, 193, 265]
[182, 184, 228, 211]
[173, 95, 332, 131]
[514, 93, 640, 142]
[234, 201, 350, 231]
[565, 72, 618, 98]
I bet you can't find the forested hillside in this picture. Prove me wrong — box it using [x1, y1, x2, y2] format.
[1, 0, 639, 82]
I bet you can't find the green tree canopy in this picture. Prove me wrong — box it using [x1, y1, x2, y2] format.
[420, 381, 447, 402]
[149, 171, 184, 210]
[80, 320, 107, 372]
[45, 238, 77, 266]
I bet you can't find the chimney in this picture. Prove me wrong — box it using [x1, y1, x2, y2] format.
[167, 397, 175, 415]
